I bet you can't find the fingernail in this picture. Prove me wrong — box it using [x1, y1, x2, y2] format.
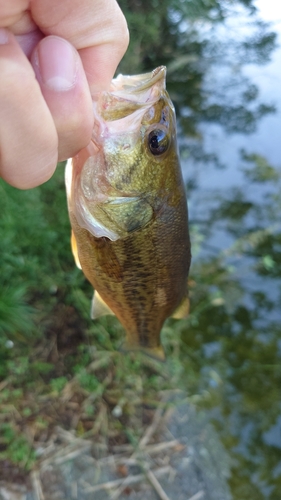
[0, 28, 9, 45]
[36, 36, 78, 91]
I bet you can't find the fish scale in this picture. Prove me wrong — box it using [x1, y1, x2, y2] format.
[65, 66, 191, 359]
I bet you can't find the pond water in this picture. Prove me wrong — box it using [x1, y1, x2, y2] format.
[175, 0, 281, 498]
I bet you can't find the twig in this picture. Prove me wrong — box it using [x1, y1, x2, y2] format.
[54, 444, 92, 465]
[84, 466, 172, 493]
[146, 468, 171, 500]
[109, 482, 129, 500]
[109, 399, 182, 500]
[55, 426, 87, 444]
[140, 355, 169, 377]
[98, 439, 183, 466]
[0, 380, 9, 392]
[138, 404, 164, 450]
[187, 491, 205, 500]
[88, 356, 112, 372]
[106, 438, 183, 500]
[40, 441, 91, 468]
[145, 439, 184, 455]
[31, 471, 45, 500]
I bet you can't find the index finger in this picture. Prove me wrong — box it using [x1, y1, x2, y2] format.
[30, 0, 129, 92]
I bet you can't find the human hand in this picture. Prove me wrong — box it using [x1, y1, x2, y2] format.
[0, 0, 129, 189]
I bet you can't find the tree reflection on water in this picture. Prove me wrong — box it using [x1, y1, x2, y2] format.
[119, 0, 281, 498]
[180, 151, 281, 498]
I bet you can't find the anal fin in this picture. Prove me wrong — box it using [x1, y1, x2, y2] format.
[91, 291, 115, 319]
[172, 294, 190, 320]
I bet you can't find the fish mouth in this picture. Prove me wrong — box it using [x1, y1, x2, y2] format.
[93, 66, 167, 125]
[111, 66, 166, 95]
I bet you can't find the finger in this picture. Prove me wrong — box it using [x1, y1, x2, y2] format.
[16, 29, 43, 58]
[0, 0, 29, 27]
[0, 2, 44, 58]
[31, 36, 93, 161]
[0, 28, 58, 189]
[31, 0, 129, 92]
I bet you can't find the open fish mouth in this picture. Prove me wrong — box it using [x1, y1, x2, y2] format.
[94, 66, 168, 123]
[111, 66, 166, 94]
[67, 66, 177, 240]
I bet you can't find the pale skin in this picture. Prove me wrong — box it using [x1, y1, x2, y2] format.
[0, 0, 129, 189]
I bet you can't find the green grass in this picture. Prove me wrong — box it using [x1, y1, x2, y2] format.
[0, 166, 194, 476]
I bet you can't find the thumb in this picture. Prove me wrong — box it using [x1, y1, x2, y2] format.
[31, 35, 93, 161]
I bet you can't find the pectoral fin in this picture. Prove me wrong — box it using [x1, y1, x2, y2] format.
[71, 231, 82, 270]
[100, 197, 153, 234]
[92, 235, 123, 282]
[91, 291, 115, 319]
[172, 294, 190, 319]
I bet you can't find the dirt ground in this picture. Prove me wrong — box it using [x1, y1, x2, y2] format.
[0, 399, 232, 500]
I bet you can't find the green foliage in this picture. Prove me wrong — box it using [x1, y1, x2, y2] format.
[0, 0, 280, 496]
[50, 376, 68, 394]
[0, 423, 36, 470]
[0, 164, 88, 344]
[0, 286, 35, 339]
[118, 0, 276, 138]
[241, 150, 280, 182]
[77, 371, 101, 393]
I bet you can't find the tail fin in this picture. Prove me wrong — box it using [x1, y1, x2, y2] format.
[121, 341, 165, 361]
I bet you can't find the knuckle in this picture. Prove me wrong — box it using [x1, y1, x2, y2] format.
[115, 11, 130, 56]
[102, 1, 129, 57]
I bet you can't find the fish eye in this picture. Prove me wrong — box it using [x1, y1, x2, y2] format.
[148, 128, 170, 156]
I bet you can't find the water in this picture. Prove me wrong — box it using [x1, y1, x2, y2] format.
[175, 1, 281, 497]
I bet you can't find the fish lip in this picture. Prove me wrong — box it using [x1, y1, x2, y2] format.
[91, 66, 168, 137]
[92, 66, 167, 118]
[111, 66, 167, 94]
[68, 65, 172, 240]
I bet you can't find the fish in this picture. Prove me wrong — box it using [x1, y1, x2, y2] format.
[65, 66, 191, 360]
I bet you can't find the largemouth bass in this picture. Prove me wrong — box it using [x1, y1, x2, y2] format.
[65, 66, 191, 359]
